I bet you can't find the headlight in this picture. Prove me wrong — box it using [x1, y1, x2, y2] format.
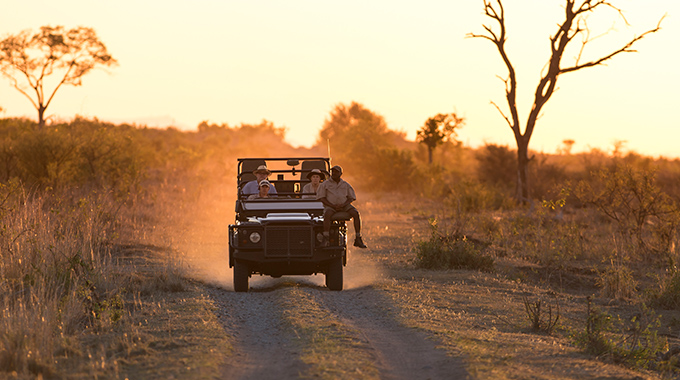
[249, 231, 261, 243]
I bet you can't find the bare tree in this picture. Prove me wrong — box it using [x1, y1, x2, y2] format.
[416, 112, 465, 164]
[468, 0, 663, 203]
[0, 26, 117, 128]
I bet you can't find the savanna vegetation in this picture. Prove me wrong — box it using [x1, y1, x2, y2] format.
[1, 99, 680, 378]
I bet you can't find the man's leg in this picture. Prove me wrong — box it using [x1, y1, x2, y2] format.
[323, 207, 336, 232]
[322, 207, 336, 246]
[345, 205, 367, 249]
[347, 207, 361, 234]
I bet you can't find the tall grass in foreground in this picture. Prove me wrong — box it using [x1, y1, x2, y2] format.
[0, 180, 131, 377]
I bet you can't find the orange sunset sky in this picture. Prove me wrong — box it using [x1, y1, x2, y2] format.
[1, 1, 678, 157]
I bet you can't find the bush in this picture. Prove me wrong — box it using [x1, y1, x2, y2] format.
[648, 271, 680, 310]
[414, 218, 494, 271]
[597, 261, 637, 299]
[475, 143, 515, 192]
[446, 179, 515, 213]
[572, 298, 666, 369]
[574, 163, 680, 260]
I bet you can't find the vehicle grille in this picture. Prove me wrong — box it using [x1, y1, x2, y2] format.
[265, 226, 313, 258]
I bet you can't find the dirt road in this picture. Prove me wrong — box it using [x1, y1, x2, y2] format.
[171, 191, 468, 379]
[209, 276, 469, 380]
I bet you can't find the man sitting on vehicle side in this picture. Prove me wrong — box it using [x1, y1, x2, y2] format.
[242, 165, 278, 196]
[316, 165, 367, 249]
[247, 180, 273, 200]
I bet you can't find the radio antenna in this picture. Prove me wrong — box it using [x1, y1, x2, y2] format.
[327, 139, 332, 164]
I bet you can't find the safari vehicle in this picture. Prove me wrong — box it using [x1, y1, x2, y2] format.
[228, 157, 348, 292]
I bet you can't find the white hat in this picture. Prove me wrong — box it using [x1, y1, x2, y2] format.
[253, 165, 271, 175]
[258, 179, 271, 188]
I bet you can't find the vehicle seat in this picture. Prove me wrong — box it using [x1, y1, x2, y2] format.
[331, 211, 351, 221]
[275, 178, 296, 196]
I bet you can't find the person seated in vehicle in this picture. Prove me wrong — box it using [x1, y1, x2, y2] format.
[242, 165, 278, 196]
[247, 179, 273, 200]
[316, 165, 367, 249]
[302, 168, 327, 199]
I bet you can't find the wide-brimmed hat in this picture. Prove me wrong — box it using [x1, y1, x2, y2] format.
[258, 179, 271, 188]
[253, 165, 271, 176]
[306, 168, 328, 180]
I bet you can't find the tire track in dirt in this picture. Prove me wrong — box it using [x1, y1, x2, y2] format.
[309, 286, 470, 380]
[210, 280, 469, 380]
[208, 287, 308, 380]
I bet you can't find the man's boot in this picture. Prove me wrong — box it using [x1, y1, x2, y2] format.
[353, 235, 367, 249]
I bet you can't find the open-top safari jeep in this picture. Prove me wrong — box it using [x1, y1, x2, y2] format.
[228, 157, 348, 292]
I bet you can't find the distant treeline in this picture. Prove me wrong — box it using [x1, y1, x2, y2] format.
[2, 108, 680, 209]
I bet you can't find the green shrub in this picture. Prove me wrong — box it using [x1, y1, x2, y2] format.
[648, 271, 680, 309]
[572, 298, 666, 369]
[597, 261, 637, 299]
[414, 218, 494, 271]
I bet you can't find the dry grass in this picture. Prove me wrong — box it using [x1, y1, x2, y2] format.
[359, 193, 680, 379]
[0, 178, 230, 379]
[4, 151, 679, 378]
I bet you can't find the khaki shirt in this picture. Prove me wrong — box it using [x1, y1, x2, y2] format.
[316, 178, 356, 205]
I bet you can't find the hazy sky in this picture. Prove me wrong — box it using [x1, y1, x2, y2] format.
[1, 1, 678, 157]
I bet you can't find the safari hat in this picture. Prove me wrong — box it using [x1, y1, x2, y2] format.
[306, 168, 328, 180]
[330, 165, 343, 174]
[258, 179, 271, 188]
[253, 165, 271, 176]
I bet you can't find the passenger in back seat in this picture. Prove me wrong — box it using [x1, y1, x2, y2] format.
[247, 180, 273, 200]
[302, 168, 327, 199]
[242, 165, 278, 196]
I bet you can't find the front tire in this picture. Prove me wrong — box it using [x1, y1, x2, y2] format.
[233, 260, 249, 292]
[325, 257, 343, 291]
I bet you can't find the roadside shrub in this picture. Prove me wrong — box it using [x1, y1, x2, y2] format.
[648, 271, 680, 310]
[572, 298, 666, 369]
[574, 164, 680, 260]
[414, 218, 494, 271]
[446, 179, 515, 213]
[500, 203, 584, 267]
[597, 261, 638, 299]
[523, 296, 560, 334]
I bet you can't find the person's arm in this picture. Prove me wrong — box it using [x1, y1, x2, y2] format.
[338, 181, 356, 208]
[318, 197, 335, 209]
[339, 198, 353, 208]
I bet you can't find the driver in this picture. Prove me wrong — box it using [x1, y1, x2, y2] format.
[242, 165, 278, 196]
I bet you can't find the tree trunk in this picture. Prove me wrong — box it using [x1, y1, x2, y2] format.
[38, 105, 46, 129]
[516, 137, 530, 203]
[427, 146, 433, 164]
